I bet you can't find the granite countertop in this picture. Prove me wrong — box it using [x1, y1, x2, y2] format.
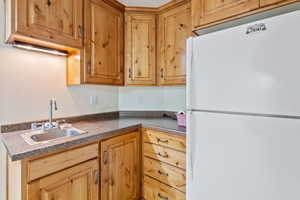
[1, 117, 186, 161]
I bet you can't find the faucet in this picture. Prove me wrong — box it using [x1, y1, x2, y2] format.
[48, 99, 58, 128]
[31, 99, 65, 131]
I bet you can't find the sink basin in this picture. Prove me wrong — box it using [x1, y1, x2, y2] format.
[22, 127, 87, 145]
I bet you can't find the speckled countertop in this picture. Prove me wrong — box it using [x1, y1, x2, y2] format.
[1, 117, 186, 161]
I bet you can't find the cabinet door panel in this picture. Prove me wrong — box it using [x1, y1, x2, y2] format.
[260, 0, 290, 6]
[101, 132, 141, 200]
[125, 14, 156, 85]
[84, 0, 124, 85]
[192, 0, 259, 27]
[158, 3, 191, 85]
[17, 0, 83, 48]
[27, 159, 99, 200]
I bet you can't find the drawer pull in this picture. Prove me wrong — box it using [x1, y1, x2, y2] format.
[158, 193, 169, 200]
[94, 169, 99, 185]
[158, 152, 169, 158]
[158, 170, 169, 177]
[103, 151, 109, 165]
[157, 137, 169, 143]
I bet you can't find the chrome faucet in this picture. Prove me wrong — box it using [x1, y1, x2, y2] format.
[31, 99, 66, 131]
[48, 99, 58, 128]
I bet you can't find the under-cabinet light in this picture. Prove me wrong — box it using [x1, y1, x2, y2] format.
[12, 41, 68, 56]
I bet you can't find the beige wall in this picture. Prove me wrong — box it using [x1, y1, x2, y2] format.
[0, 2, 120, 125]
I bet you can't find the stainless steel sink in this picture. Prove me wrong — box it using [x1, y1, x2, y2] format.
[22, 127, 87, 145]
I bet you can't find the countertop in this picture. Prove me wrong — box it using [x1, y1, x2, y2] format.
[1, 117, 186, 161]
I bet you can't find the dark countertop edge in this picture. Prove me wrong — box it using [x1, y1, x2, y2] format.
[6, 121, 185, 161]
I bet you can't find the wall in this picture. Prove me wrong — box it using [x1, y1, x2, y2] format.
[119, 86, 186, 111]
[0, 2, 119, 126]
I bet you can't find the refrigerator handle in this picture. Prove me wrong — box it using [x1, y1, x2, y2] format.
[186, 37, 193, 111]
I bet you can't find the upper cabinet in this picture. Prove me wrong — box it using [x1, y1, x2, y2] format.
[192, 0, 259, 28]
[125, 13, 157, 86]
[5, 0, 83, 49]
[260, 0, 292, 6]
[84, 0, 124, 85]
[158, 3, 191, 86]
[192, 0, 300, 31]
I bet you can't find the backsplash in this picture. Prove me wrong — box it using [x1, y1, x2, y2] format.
[118, 86, 186, 112]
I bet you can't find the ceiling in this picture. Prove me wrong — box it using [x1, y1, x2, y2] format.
[117, 0, 172, 7]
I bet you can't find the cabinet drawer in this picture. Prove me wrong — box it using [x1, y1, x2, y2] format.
[144, 176, 185, 200]
[144, 143, 186, 169]
[28, 143, 98, 181]
[144, 157, 186, 192]
[143, 129, 186, 152]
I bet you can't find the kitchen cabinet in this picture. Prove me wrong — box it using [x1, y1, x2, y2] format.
[27, 159, 99, 200]
[260, 0, 298, 6]
[84, 0, 124, 85]
[158, 3, 191, 85]
[191, 0, 300, 32]
[101, 131, 141, 200]
[142, 128, 186, 200]
[7, 143, 99, 200]
[5, 0, 83, 49]
[192, 0, 259, 28]
[125, 13, 157, 86]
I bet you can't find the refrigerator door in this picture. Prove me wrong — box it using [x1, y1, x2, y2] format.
[188, 111, 300, 200]
[188, 9, 300, 116]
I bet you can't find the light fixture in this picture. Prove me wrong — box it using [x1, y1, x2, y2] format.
[12, 41, 68, 56]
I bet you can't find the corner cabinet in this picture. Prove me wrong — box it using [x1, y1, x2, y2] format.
[158, 2, 191, 86]
[27, 159, 99, 200]
[6, 0, 83, 49]
[125, 13, 157, 86]
[101, 131, 141, 200]
[84, 0, 124, 85]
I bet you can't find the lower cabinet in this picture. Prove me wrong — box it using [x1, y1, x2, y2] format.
[101, 131, 141, 200]
[144, 176, 185, 200]
[27, 159, 99, 200]
[142, 129, 186, 200]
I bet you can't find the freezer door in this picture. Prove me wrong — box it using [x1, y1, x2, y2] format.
[188, 111, 300, 200]
[188, 9, 300, 116]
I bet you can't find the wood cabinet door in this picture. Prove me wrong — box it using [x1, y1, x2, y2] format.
[84, 0, 124, 85]
[101, 132, 141, 200]
[158, 3, 191, 86]
[260, 0, 290, 6]
[27, 159, 99, 200]
[16, 0, 83, 48]
[192, 0, 259, 28]
[125, 13, 156, 86]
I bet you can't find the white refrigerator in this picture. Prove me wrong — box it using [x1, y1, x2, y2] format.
[187, 9, 300, 200]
